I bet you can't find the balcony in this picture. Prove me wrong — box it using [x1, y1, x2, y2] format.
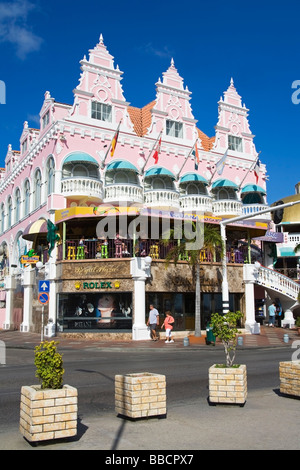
[242, 204, 271, 220]
[144, 189, 180, 210]
[179, 195, 212, 213]
[212, 199, 243, 217]
[104, 184, 143, 204]
[58, 238, 246, 264]
[61, 177, 103, 200]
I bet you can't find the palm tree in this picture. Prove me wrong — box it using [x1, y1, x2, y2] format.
[163, 223, 224, 337]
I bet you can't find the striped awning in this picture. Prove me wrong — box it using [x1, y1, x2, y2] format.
[22, 219, 48, 241]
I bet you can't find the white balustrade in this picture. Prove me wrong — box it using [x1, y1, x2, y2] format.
[104, 184, 143, 203]
[256, 265, 300, 301]
[242, 204, 271, 220]
[179, 195, 212, 212]
[61, 178, 103, 199]
[212, 199, 243, 216]
[144, 190, 180, 209]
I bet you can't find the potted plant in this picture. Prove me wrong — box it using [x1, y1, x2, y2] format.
[20, 341, 78, 443]
[208, 311, 247, 406]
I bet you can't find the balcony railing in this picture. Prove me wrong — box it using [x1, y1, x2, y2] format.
[144, 190, 180, 209]
[61, 177, 103, 199]
[242, 204, 271, 220]
[179, 195, 212, 212]
[212, 199, 243, 216]
[104, 184, 143, 203]
[58, 238, 247, 264]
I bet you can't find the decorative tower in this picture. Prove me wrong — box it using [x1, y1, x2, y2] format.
[69, 34, 134, 132]
[214, 78, 257, 160]
[149, 59, 197, 142]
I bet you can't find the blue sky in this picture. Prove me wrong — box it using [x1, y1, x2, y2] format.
[0, 0, 299, 204]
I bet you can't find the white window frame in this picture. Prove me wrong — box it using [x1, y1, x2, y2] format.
[228, 135, 243, 152]
[91, 102, 112, 122]
[166, 120, 183, 138]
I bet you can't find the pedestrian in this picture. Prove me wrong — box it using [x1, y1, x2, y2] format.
[161, 310, 175, 343]
[147, 304, 160, 341]
[276, 302, 282, 327]
[268, 302, 276, 327]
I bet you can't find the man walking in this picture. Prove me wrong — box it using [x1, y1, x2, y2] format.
[147, 304, 160, 341]
[268, 302, 276, 327]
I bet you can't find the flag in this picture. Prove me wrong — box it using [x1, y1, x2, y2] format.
[192, 143, 200, 170]
[254, 158, 260, 183]
[153, 136, 161, 164]
[110, 129, 119, 158]
[216, 149, 228, 175]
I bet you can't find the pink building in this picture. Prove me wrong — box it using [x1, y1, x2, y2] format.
[0, 35, 275, 338]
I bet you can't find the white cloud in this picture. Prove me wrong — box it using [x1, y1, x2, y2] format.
[141, 42, 174, 59]
[0, 0, 43, 59]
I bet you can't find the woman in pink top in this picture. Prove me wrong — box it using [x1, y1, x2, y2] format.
[161, 311, 175, 343]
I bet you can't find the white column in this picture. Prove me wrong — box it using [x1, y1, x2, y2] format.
[3, 275, 16, 330]
[20, 267, 35, 332]
[130, 257, 152, 341]
[221, 223, 229, 313]
[243, 264, 260, 334]
[132, 275, 150, 340]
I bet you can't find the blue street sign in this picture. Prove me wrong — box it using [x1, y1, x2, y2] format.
[38, 292, 49, 304]
[38, 280, 50, 293]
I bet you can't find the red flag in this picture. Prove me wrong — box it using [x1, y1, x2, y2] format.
[153, 137, 161, 164]
[110, 129, 119, 158]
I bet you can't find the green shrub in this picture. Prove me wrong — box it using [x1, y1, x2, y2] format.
[34, 341, 64, 389]
[295, 316, 300, 328]
[211, 311, 243, 367]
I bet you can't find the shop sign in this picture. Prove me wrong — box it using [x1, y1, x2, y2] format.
[75, 280, 120, 290]
[20, 255, 39, 264]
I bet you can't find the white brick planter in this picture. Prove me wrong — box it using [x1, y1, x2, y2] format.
[279, 361, 300, 397]
[20, 385, 77, 442]
[115, 372, 166, 419]
[209, 364, 247, 405]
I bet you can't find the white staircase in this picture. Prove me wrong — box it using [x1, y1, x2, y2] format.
[244, 264, 300, 329]
[255, 265, 300, 301]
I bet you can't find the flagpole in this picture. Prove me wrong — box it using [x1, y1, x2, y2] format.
[208, 148, 228, 185]
[237, 152, 261, 191]
[176, 139, 197, 180]
[140, 131, 163, 174]
[101, 120, 122, 169]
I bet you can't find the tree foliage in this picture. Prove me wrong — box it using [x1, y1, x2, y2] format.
[34, 341, 64, 389]
[211, 311, 243, 367]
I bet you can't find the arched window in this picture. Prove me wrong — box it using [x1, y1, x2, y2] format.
[114, 171, 129, 184]
[7, 197, 12, 227]
[0, 204, 4, 233]
[73, 164, 88, 177]
[34, 169, 42, 208]
[47, 157, 55, 196]
[152, 177, 166, 190]
[15, 188, 21, 222]
[24, 180, 30, 216]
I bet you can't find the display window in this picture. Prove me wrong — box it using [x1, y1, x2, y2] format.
[57, 292, 132, 331]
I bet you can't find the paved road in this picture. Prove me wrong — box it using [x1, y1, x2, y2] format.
[0, 341, 299, 451]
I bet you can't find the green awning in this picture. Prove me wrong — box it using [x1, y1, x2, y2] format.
[145, 167, 176, 179]
[179, 173, 209, 185]
[212, 179, 238, 190]
[63, 152, 99, 165]
[241, 184, 266, 195]
[106, 160, 139, 172]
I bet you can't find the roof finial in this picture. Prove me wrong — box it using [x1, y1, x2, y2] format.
[230, 77, 234, 87]
[171, 57, 175, 67]
[99, 33, 104, 44]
